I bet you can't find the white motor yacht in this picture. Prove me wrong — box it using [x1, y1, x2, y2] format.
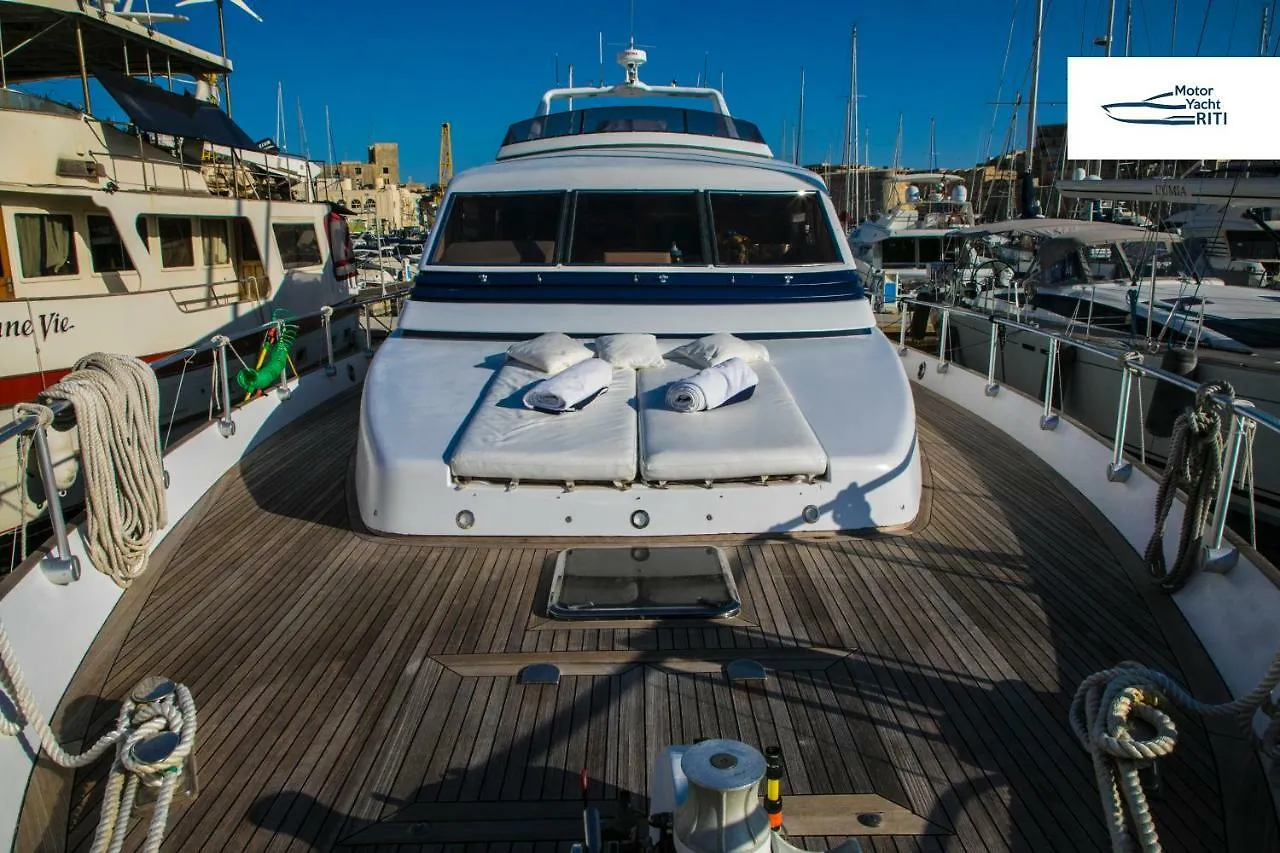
[0, 0, 359, 533]
[356, 48, 921, 537]
[1, 45, 1279, 853]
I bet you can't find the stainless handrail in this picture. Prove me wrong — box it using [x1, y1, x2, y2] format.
[2, 287, 403, 584]
[899, 296, 1277, 574]
[900, 297, 1280, 438]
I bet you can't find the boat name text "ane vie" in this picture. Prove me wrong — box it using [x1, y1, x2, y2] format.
[2, 313, 76, 341]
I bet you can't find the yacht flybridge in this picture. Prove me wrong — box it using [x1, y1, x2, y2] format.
[4, 43, 1280, 853]
[356, 47, 922, 536]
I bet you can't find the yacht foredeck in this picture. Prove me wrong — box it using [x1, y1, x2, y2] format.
[19, 386, 1277, 852]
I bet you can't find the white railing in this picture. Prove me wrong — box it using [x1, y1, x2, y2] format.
[898, 296, 1280, 573]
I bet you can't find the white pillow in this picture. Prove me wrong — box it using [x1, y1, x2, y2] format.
[669, 333, 770, 368]
[595, 333, 665, 369]
[506, 333, 593, 373]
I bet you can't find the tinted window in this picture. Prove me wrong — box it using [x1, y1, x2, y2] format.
[14, 213, 78, 277]
[157, 216, 194, 268]
[880, 238, 916, 265]
[433, 193, 563, 264]
[87, 215, 134, 272]
[273, 223, 322, 268]
[709, 192, 838, 265]
[570, 193, 703, 264]
[918, 238, 943, 263]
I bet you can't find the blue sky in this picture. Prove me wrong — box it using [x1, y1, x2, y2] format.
[23, 0, 1276, 178]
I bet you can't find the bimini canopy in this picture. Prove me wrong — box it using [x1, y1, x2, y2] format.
[0, 0, 230, 84]
[949, 218, 1172, 242]
[96, 70, 256, 149]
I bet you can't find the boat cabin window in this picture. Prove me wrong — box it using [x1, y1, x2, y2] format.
[1225, 230, 1280, 261]
[87, 215, 134, 273]
[918, 237, 943, 264]
[14, 213, 78, 277]
[880, 238, 917, 266]
[157, 216, 194, 268]
[274, 223, 323, 268]
[432, 193, 563, 264]
[202, 219, 231, 266]
[571, 192, 703, 264]
[710, 193, 837, 265]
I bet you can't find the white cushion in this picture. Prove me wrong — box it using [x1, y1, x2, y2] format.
[450, 362, 638, 482]
[637, 361, 827, 482]
[669, 333, 770, 368]
[595, 333, 665, 369]
[506, 333, 592, 373]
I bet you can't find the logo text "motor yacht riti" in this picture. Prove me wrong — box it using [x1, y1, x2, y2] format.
[1101, 85, 1227, 127]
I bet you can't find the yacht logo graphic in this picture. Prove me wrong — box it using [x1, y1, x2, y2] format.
[1101, 92, 1196, 125]
[1101, 85, 1228, 126]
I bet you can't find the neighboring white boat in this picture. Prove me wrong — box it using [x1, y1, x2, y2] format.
[849, 174, 974, 291]
[941, 218, 1280, 522]
[357, 47, 921, 536]
[0, 0, 358, 532]
[1058, 177, 1280, 287]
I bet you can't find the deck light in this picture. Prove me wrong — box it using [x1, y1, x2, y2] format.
[802, 505, 820, 524]
[630, 509, 650, 529]
[455, 510, 475, 529]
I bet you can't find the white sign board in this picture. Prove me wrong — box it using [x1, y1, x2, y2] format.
[1067, 57, 1280, 160]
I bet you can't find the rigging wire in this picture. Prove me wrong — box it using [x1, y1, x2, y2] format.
[1195, 0, 1215, 54]
[978, 0, 1021, 189]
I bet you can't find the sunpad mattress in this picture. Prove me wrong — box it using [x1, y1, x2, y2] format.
[637, 362, 828, 482]
[449, 362, 638, 482]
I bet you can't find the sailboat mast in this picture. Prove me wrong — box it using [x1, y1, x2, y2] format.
[1262, 7, 1270, 56]
[851, 26, 860, 223]
[1022, 0, 1043, 217]
[843, 25, 855, 222]
[796, 67, 806, 166]
[1125, 0, 1133, 55]
[1105, 0, 1116, 56]
[929, 117, 936, 171]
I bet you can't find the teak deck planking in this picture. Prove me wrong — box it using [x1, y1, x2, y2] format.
[15, 385, 1279, 852]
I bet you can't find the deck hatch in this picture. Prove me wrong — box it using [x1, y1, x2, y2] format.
[547, 545, 740, 620]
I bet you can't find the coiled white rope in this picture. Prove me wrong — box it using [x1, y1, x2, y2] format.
[28, 353, 167, 587]
[0, 619, 196, 853]
[1141, 379, 1232, 593]
[1071, 652, 1280, 852]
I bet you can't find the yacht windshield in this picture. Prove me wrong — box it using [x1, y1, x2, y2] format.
[432, 193, 563, 264]
[429, 191, 842, 267]
[570, 192, 704, 264]
[708, 192, 838, 265]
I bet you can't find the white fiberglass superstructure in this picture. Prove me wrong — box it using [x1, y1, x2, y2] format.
[356, 49, 921, 537]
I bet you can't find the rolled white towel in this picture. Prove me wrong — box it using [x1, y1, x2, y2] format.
[523, 358, 614, 413]
[666, 357, 759, 413]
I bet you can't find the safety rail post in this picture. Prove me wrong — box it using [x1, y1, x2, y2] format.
[213, 335, 235, 438]
[1039, 337, 1060, 430]
[898, 302, 909, 355]
[32, 420, 81, 585]
[936, 308, 950, 373]
[362, 303, 374, 358]
[321, 305, 337, 376]
[984, 318, 1000, 396]
[1202, 401, 1251, 574]
[1107, 360, 1137, 483]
